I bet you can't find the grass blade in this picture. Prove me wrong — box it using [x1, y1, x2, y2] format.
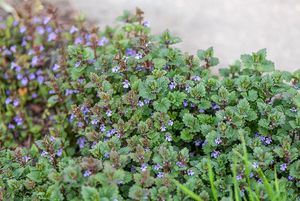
[207, 159, 218, 201]
[173, 179, 203, 201]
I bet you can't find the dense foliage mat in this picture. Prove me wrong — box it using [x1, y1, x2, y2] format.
[0, 3, 299, 201]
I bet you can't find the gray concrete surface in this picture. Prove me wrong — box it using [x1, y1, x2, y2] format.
[69, 0, 300, 71]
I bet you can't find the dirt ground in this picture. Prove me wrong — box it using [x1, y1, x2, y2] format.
[56, 0, 300, 71]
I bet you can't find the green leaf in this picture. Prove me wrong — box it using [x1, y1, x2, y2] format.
[81, 186, 100, 201]
[47, 95, 59, 107]
[153, 58, 166, 69]
[27, 171, 42, 183]
[153, 98, 170, 113]
[180, 129, 194, 142]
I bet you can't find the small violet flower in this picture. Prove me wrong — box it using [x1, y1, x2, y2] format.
[141, 163, 148, 172]
[169, 82, 177, 90]
[77, 137, 86, 149]
[165, 134, 172, 142]
[214, 137, 222, 145]
[112, 66, 120, 73]
[187, 169, 194, 176]
[52, 63, 60, 71]
[83, 170, 92, 177]
[69, 25, 78, 34]
[211, 150, 220, 158]
[123, 80, 130, 89]
[56, 148, 63, 157]
[160, 125, 166, 132]
[138, 101, 144, 107]
[106, 110, 112, 117]
[280, 163, 287, 171]
[154, 163, 162, 171]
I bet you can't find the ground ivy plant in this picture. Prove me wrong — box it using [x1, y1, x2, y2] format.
[0, 3, 299, 201]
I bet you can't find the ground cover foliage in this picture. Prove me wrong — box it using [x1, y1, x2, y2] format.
[0, 2, 299, 201]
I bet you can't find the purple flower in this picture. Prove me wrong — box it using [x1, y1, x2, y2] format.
[176, 161, 185, 168]
[98, 36, 109, 46]
[77, 137, 86, 149]
[20, 26, 27, 33]
[37, 75, 44, 84]
[264, 137, 272, 145]
[41, 151, 48, 157]
[8, 124, 15, 129]
[32, 17, 41, 24]
[13, 99, 20, 107]
[49, 90, 56, 95]
[75, 37, 83, 44]
[46, 26, 53, 33]
[21, 77, 28, 86]
[83, 170, 92, 177]
[123, 80, 130, 89]
[69, 25, 78, 34]
[290, 107, 297, 113]
[198, 108, 205, 113]
[135, 52, 143, 59]
[10, 45, 16, 53]
[160, 125, 166, 132]
[194, 139, 202, 147]
[43, 16, 51, 25]
[168, 120, 173, 126]
[185, 85, 191, 93]
[154, 163, 162, 171]
[236, 175, 243, 180]
[100, 124, 106, 132]
[157, 172, 164, 178]
[144, 99, 150, 105]
[169, 82, 177, 90]
[11, 62, 21, 72]
[87, 59, 96, 64]
[211, 102, 220, 110]
[106, 110, 112, 117]
[16, 73, 23, 80]
[140, 163, 148, 172]
[214, 137, 222, 145]
[65, 89, 79, 96]
[183, 100, 188, 107]
[125, 48, 136, 56]
[165, 134, 172, 142]
[29, 73, 36, 80]
[187, 169, 194, 176]
[22, 156, 31, 162]
[32, 93, 38, 99]
[138, 101, 144, 107]
[75, 61, 81, 68]
[288, 175, 294, 181]
[21, 39, 27, 46]
[77, 122, 84, 128]
[252, 162, 259, 169]
[112, 66, 120, 73]
[211, 150, 220, 158]
[104, 152, 110, 158]
[52, 64, 60, 71]
[280, 163, 287, 171]
[91, 119, 99, 125]
[48, 32, 57, 42]
[143, 21, 150, 27]
[5, 98, 12, 105]
[31, 56, 39, 67]
[191, 75, 201, 81]
[50, 136, 56, 142]
[36, 26, 45, 35]
[56, 148, 63, 157]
